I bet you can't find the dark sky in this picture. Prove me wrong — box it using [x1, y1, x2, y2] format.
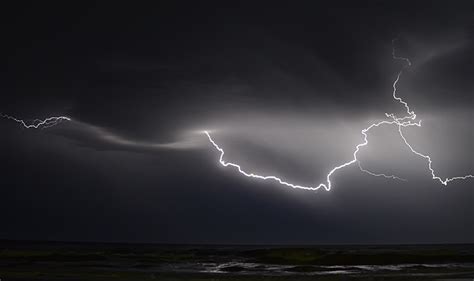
[1, 1, 473, 244]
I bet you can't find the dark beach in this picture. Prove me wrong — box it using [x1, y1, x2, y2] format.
[1, 240, 473, 280]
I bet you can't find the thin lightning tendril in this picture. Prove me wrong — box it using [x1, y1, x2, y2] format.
[0, 113, 71, 129]
[204, 39, 473, 190]
[357, 161, 407, 182]
[398, 126, 474, 185]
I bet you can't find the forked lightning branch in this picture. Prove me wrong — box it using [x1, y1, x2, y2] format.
[204, 40, 473, 190]
[2, 40, 473, 191]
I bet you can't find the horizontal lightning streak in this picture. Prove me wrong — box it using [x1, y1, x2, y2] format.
[0, 113, 71, 129]
[357, 161, 407, 181]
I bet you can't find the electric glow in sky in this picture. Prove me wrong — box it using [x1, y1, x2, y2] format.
[2, 41, 473, 191]
[204, 40, 474, 190]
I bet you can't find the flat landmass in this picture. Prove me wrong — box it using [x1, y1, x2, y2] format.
[1, 240, 473, 280]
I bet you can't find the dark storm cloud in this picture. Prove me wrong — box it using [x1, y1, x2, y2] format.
[0, 1, 473, 244]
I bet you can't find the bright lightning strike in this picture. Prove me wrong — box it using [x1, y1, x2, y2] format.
[2, 40, 472, 190]
[204, 130, 319, 191]
[204, 39, 473, 191]
[204, 118, 416, 191]
[0, 113, 71, 129]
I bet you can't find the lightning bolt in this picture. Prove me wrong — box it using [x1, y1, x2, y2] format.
[357, 161, 407, 182]
[398, 126, 474, 185]
[205, 118, 416, 191]
[2, 39, 472, 190]
[0, 113, 71, 129]
[204, 130, 319, 190]
[204, 38, 473, 190]
[387, 38, 474, 186]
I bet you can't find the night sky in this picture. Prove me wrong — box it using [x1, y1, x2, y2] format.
[1, 2, 473, 244]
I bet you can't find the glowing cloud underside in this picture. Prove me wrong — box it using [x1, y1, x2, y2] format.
[204, 40, 474, 190]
